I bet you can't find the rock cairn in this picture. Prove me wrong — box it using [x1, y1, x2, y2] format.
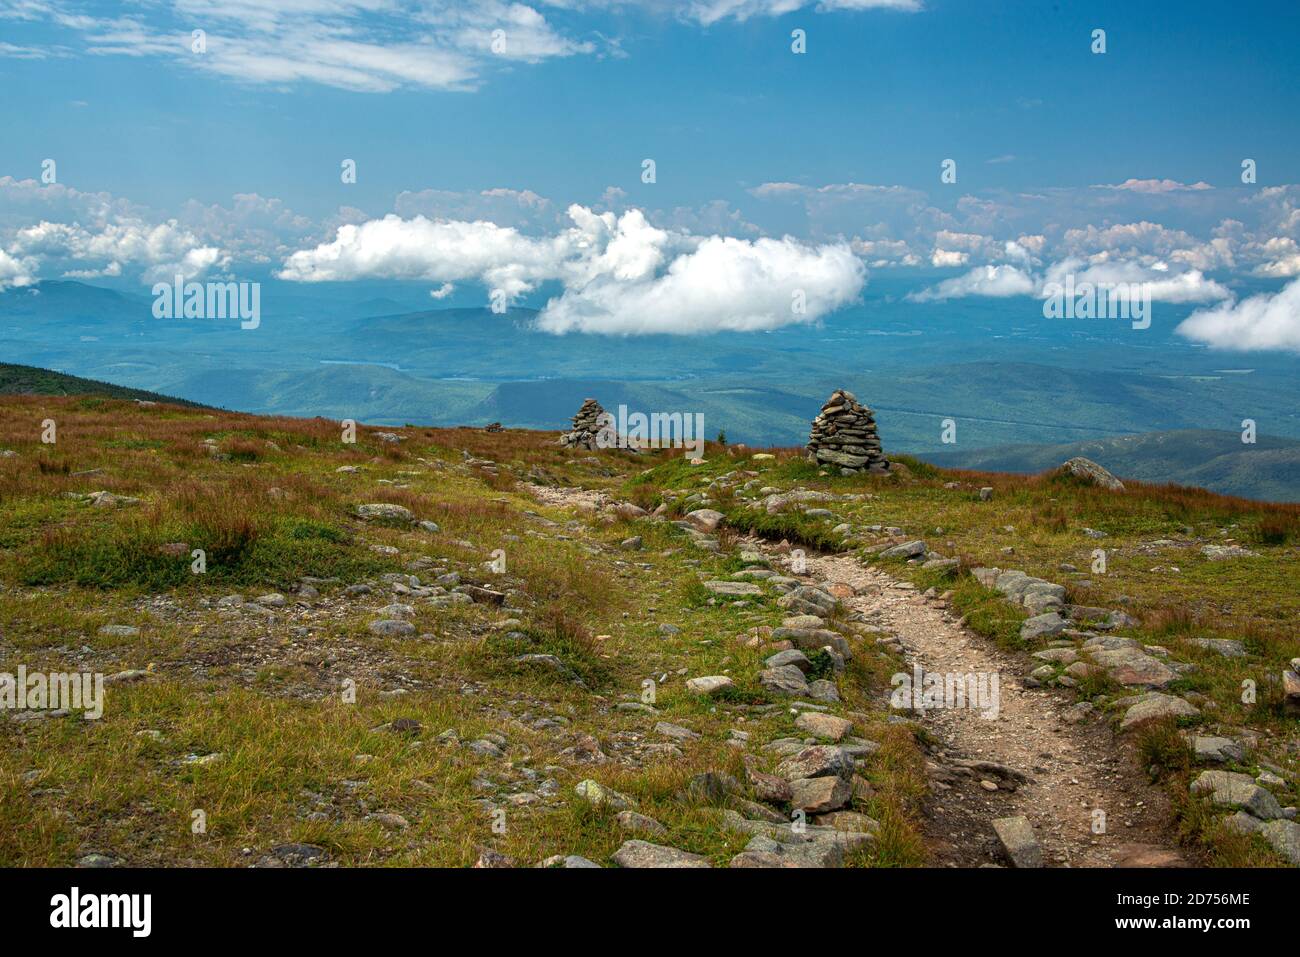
[560, 398, 606, 450]
[806, 390, 888, 474]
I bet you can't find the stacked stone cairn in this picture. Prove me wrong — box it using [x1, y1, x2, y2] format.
[806, 390, 889, 475]
[559, 398, 606, 450]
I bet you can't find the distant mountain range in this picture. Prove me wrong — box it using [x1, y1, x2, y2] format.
[3, 277, 1298, 501]
[922, 429, 1300, 502]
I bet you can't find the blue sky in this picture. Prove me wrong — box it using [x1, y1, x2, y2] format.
[2, 0, 1300, 349]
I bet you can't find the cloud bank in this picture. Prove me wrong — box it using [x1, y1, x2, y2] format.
[1176, 278, 1300, 353]
[278, 205, 865, 335]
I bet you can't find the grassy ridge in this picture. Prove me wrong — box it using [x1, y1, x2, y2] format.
[0, 362, 206, 408]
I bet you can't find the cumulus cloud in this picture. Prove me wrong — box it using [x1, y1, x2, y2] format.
[1041, 259, 1231, 304]
[1251, 237, 1300, 277]
[909, 258, 1230, 305]
[850, 237, 919, 267]
[278, 213, 568, 298]
[0, 248, 36, 290]
[278, 205, 865, 335]
[907, 264, 1035, 302]
[10, 218, 226, 283]
[930, 248, 968, 267]
[1176, 278, 1300, 353]
[538, 233, 864, 335]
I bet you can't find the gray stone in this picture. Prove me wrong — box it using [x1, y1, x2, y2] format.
[1191, 770, 1284, 820]
[611, 840, 711, 868]
[97, 624, 139, 638]
[776, 745, 854, 781]
[765, 649, 813, 673]
[685, 675, 733, 696]
[879, 540, 927, 560]
[654, 722, 700, 742]
[788, 775, 851, 814]
[1060, 456, 1125, 491]
[356, 503, 414, 523]
[1185, 638, 1247, 659]
[794, 712, 853, 741]
[575, 779, 633, 811]
[1020, 612, 1066, 642]
[1192, 736, 1246, 763]
[1119, 693, 1200, 732]
[807, 679, 841, 702]
[991, 815, 1043, 868]
[1259, 820, 1300, 865]
[616, 810, 668, 837]
[684, 509, 725, 532]
[759, 665, 809, 697]
[702, 580, 763, 596]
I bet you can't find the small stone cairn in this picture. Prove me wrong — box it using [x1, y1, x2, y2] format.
[806, 390, 889, 475]
[560, 398, 606, 450]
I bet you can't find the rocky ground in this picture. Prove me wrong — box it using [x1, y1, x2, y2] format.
[1, 395, 1297, 868]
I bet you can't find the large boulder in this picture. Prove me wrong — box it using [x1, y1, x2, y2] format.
[1057, 456, 1125, 491]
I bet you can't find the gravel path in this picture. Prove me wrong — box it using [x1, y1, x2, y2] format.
[800, 549, 1186, 867]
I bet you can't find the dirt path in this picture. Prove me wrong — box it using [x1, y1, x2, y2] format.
[526, 482, 1185, 867]
[797, 549, 1186, 867]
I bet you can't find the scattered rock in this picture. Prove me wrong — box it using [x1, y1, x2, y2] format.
[788, 775, 852, 814]
[1059, 456, 1125, 491]
[1118, 693, 1200, 732]
[991, 816, 1043, 868]
[611, 840, 711, 868]
[575, 779, 633, 811]
[356, 503, 414, 523]
[794, 712, 853, 742]
[685, 675, 734, 696]
[1191, 770, 1284, 820]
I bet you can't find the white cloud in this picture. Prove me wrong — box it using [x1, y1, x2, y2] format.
[907, 264, 1035, 302]
[10, 217, 226, 282]
[394, 187, 556, 231]
[538, 233, 864, 335]
[278, 204, 866, 335]
[1251, 237, 1300, 277]
[1092, 178, 1213, 194]
[12, 1, 607, 94]
[0, 248, 36, 290]
[930, 248, 968, 267]
[278, 213, 568, 298]
[850, 237, 919, 267]
[909, 258, 1231, 305]
[1042, 259, 1230, 304]
[681, 0, 921, 25]
[1176, 278, 1300, 353]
